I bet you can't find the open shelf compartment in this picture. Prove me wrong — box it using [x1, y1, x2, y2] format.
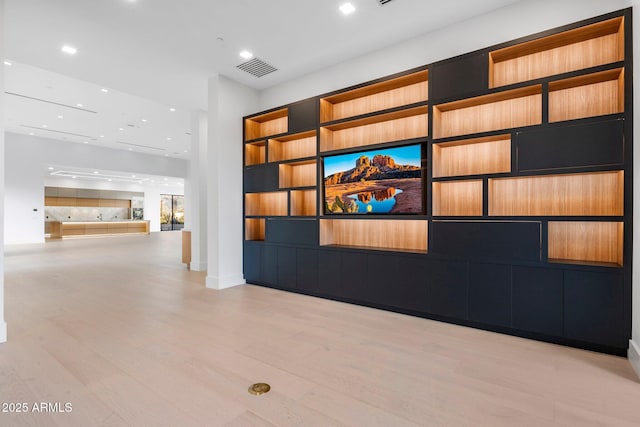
[320, 106, 428, 152]
[549, 68, 624, 123]
[433, 85, 542, 139]
[433, 180, 483, 216]
[245, 192, 288, 216]
[291, 190, 317, 216]
[245, 108, 288, 141]
[489, 170, 623, 216]
[245, 141, 266, 166]
[245, 218, 266, 241]
[320, 70, 428, 123]
[320, 219, 428, 253]
[279, 160, 317, 188]
[489, 16, 624, 88]
[548, 221, 623, 267]
[268, 130, 317, 162]
[432, 134, 511, 178]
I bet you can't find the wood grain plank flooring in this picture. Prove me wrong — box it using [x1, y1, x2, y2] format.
[1, 232, 639, 426]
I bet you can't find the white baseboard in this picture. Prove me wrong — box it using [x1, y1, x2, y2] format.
[206, 273, 245, 290]
[190, 261, 207, 272]
[0, 321, 6, 343]
[629, 339, 640, 381]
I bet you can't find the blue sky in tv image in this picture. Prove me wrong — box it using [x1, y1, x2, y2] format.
[323, 144, 421, 177]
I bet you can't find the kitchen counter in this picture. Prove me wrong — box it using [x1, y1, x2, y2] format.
[49, 220, 150, 239]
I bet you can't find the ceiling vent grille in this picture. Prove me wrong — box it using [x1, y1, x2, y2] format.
[378, 0, 394, 5]
[237, 58, 278, 78]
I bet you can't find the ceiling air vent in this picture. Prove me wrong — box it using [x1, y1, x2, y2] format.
[378, 0, 394, 5]
[237, 58, 278, 78]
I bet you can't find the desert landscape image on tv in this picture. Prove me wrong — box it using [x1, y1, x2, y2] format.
[323, 144, 423, 214]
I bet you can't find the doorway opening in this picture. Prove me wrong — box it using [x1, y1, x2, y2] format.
[160, 194, 184, 231]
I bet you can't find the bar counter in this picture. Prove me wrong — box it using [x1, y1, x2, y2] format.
[48, 220, 150, 239]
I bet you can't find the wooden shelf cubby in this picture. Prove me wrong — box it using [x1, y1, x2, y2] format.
[290, 190, 317, 216]
[245, 141, 266, 166]
[245, 218, 266, 241]
[279, 160, 317, 188]
[244, 108, 288, 141]
[245, 192, 288, 216]
[320, 106, 428, 152]
[320, 219, 428, 253]
[432, 180, 483, 216]
[549, 68, 624, 123]
[432, 134, 511, 178]
[489, 170, 623, 216]
[433, 86, 542, 139]
[489, 16, 624, 88]
[548, 221, 623, 267]
[320, 70, 428, 123]
[268, 131, 317, 162]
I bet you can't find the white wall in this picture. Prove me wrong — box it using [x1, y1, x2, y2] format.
[206, 75, 259, 289]
[256, 0, 640, 371]
[4, 133, 186, 242]
[0, 0, 7, 343]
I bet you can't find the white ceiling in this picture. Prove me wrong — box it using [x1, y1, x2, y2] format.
[4, 0, 523, 157]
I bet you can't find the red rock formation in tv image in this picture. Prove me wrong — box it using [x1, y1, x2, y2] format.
[324, 153, 422, 213]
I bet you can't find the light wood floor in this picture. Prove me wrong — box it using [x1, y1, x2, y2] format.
[1, 232, 640, 426]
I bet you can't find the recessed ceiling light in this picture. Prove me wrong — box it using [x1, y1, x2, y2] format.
[141, 118, 147, 122]
[165, 154, 169, 157]
[57, 115, 63, 119]
[167, 137, 172, 141]
[61, 45, 78, 55]
[48, 167, 54, 170]
[169, 108, 176, 112]
[132, 175, 136, 178]
[119, 128, 124, 131]
[71, 175, 77, 179]
[93, 171, 99, 174]
[83, 141, 89, 144]
[239, 50, 253, 59]
[29, 132, 35, 136]
[183, 150, 188, 153]
[128, 148, 133, 151]
[41, 124, 48, 128]
[107, 179, 113, 182]
[339, 3, 356, 15]
[101, 88, 109, 93]
[76, 103, 83, 107]
[3, 61, 12, 66]
[100, 135, 105, 138]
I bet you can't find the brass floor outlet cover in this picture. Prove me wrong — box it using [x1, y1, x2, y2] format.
[248, 383, 271, 395]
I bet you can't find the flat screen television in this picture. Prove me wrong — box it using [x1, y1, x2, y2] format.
[322, 144, 424, 215]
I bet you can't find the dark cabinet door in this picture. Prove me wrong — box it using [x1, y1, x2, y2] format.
[288, 98, 318, 133]
[296, 248, 319, 293]
[469, 263, 511, 328]
[430, 53, 488, 102]
[277, 247, 297, 289]
[366, 254, 429, 313]
[243, 242, 261, 283]
[244, 163, 278, 193]
[564, 270, 625, 348]
[425, 259, 469, 319]
[261, 245, 278, 286]
[267, 219, 318, 246]
[512, 266, 563, 336]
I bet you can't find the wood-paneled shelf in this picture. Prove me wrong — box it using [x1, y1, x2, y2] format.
[290, 190, 317, 216]
[245, 141, 266, 166]
[245, 218, 265, 241]
[489, 170, 623, 216]
[245, 192, 288, 216]
[320, 70, 428, 123]
[548, 221, 623, 267]
[279, 160, 317, 188]
[244, 108, 288, 141]
[433, 86, 542, 139]
[320, 106, 428, 152]
[268, 131, 317, 162]
[432, 180, 483, 216]
[549, 68, 624, 122]
[320, 219, 428, 253]
[489, 16, 624, 87]
[432, 134, 511, 178]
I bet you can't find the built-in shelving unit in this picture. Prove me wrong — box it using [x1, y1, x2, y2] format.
[320, 106, 428, 152]
[549, 68, 624, 122]
[242, 9, 632, 355]
[548, 221, 623, 266]
[319, 219, 428, 253]
[279, 160, 317, 188]
[432, 134, 511, 178]
[244, 108, 288, 141]
[432, 86, 542, 139]
[320, 70, 428, 122]
[432, 180, 483, 216]
[268, 131, 317, 162]
[489, 16, 624, 88]
[489, 171, 623, 216]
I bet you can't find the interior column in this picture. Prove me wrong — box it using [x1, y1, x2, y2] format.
[0, 0, 8, 343]
[184, 110, 207, 271]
